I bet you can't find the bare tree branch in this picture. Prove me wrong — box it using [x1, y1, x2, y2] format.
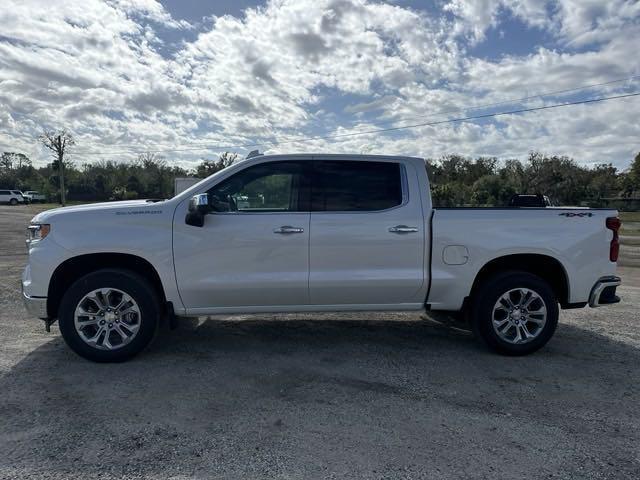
[39, 129, 75, 206]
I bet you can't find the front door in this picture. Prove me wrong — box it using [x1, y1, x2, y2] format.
[173, 160, 311, 311]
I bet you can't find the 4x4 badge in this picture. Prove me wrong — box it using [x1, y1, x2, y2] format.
[559, 212, 593, 217]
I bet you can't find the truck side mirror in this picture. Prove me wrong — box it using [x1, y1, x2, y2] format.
[185, 193, 211, 227]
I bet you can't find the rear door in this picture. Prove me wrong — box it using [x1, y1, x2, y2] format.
[309, 159, 426, 306]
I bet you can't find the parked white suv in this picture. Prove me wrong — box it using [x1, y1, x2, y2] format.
[22, 154, 622, 362]
[0, 189, 25, 205]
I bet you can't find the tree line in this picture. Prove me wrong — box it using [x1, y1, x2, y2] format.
[1, 147, 639, 209]
[0, 150, 238, 202]
[427, 151, 640, 208]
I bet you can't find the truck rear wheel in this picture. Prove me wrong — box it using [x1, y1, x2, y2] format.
[471, 271, 558, 355]
[58, 269, 160, 362]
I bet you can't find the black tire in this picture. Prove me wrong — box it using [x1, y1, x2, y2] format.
[470, 271, 559, 356]
[58, 269, 160, 362]
[9, 198, 18, 205]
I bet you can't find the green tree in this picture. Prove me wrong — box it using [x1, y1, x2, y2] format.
[627, 152, 640, 195]
[471, 175, 517, 206]
[195, 152, 238, 178]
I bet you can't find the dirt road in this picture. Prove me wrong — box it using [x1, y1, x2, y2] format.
[1, 205, 638, 479]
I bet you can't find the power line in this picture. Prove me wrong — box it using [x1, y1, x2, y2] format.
[338, 74, 640, 128]
[75, 91, 640, 156]
[75, 74, 640, 152]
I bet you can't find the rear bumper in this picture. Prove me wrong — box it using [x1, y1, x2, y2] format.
[589, 276, 621, 307]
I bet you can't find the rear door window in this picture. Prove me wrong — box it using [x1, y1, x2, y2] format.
[311, 161, 403, 212]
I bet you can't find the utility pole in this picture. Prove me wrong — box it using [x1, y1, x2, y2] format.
[56, 135, 66, 206]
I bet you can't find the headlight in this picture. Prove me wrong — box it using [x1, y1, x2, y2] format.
[26, 224, 51, 245]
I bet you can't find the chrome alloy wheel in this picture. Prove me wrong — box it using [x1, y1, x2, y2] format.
[74, 288, 141, 350]
[491, 288, 547, 344]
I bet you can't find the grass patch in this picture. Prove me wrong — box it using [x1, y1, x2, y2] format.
[620, 211, 640, 236]
[620, 211, 640, 223]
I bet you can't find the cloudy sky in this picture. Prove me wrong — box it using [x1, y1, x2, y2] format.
[0, 0, 639, 169]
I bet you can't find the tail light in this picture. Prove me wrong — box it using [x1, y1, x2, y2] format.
[606, 217, 621, 262]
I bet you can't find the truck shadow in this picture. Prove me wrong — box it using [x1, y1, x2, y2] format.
[2, 317, 639, 478]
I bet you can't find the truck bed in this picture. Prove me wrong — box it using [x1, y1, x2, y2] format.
[428, 207, 618, 310]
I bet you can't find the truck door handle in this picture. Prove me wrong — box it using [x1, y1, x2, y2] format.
[273, 226, 304, 234]
[389, 225, 418, 234]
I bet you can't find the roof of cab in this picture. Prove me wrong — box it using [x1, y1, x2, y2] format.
[242, 153, 424, 162]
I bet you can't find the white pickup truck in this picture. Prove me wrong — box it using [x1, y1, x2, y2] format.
[22, 191, 47, 203]
[22, 154, 622, 362]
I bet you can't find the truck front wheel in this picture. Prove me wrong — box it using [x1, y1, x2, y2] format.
[58, 269, 160, 362]
[471, 271, 559, 355]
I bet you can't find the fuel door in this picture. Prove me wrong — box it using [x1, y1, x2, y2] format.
[443, 245, 469, 265]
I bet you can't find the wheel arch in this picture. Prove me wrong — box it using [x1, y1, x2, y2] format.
[469, 253, 570, 307]
[47, 253, 166, 318]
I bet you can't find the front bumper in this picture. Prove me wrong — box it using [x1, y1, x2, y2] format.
[589, 276, 621, 307]
[23, 291, 48, 318]
[22, 260, 51, 319]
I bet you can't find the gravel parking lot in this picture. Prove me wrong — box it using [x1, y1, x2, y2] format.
[1, 204, 639, 479]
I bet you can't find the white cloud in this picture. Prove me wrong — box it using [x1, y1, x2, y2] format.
[444, 0, 640, 48]
[107, 0, 192, 29]
[464, 38, 636, 96]
[444, 0, 550, 43]
[0, 0, 638, 170]
[170, 0, 461, 141]
[553, 0, 640, 46]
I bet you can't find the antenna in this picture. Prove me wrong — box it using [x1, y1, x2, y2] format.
[246, 150, 263, 159]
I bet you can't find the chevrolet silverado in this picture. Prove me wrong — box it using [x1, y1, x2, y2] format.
[22, 154, 622, 361]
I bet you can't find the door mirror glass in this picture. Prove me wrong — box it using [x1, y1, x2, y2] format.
[188, 193, 211, 214]
[185, 193, 211, 227]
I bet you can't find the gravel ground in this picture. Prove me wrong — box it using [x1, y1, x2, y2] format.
[1, 204, 639, 479]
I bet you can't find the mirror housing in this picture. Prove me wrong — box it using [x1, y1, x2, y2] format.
[185, 193, 211, 227]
